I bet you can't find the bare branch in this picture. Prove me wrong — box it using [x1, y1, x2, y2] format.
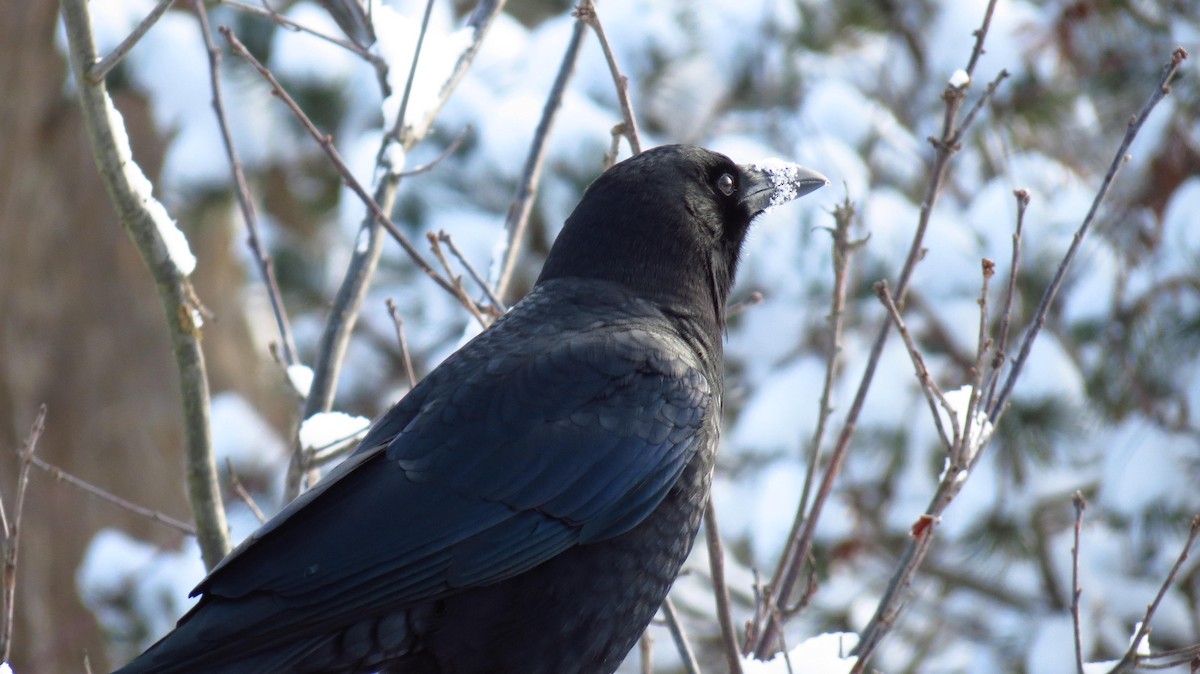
[726, 291, 765, 319]
[426, 232, 489, 327]
[385, 298, 418, 390]
[437, 231, 506, 315]
[1072, 492, 1087, 674]
[639, 629, 653, 674]
[661, 597, 702, 674]
[1111, 515, 1200, 673]
[575, 0, 641, 155]
[60, 0, 230, 568]
[1, 406, 46, 663]
[222, 28, 456, 303]
[876, 281, 957, 451]
[706, 499, 745, 674]
[388, 0, 437, 141]
[494, 14, 588, 301]
[226, 459, 268, 524]
[756, 199, 859, 653]
[990, 47, 1188, 421]
[395, 126, 470, 178]
[271, 0, 507, 500]
[747, 2, 1006, 656]
[29, 454, 196, 536]
[86, 0, 176, 83]
[982, 189, 1028, 412]
[955, 259, 994, 466]
[196, 0, 299, 366]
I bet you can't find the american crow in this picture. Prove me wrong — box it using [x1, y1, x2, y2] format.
[114, 145, 827, 674]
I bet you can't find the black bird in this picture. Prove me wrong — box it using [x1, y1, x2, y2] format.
[114, 145, 827, 674]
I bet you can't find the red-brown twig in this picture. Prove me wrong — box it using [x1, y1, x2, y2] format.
[196, 1, 299, 367]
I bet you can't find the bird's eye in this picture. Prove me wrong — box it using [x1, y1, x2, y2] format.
[716, 173, 735, 196]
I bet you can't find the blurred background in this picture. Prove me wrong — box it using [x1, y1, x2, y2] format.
[1, 0, 1198, 672]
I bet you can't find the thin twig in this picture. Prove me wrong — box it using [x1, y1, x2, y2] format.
[963, 0, 998, 77]
[494, 13, 588, 301]
[218, 0, 390, 92]
[982, 189, 1028, 412]
[756, 199, 858, 651]
[876, 281, 957, 451]
[1072, 492, 1087, 674]
[385, 298, 418, 390]
[1, 406, 46, 663]
[86, 0, 176, 83]
[427, 232, 489, 327]
[29, 454, 196, 535]
[225, 459, 268, 524]
[661, 597, 702, 674]
[726, 291, 765, 318]
[800, 198, 860, 507]
[746, 4, 1006, 656]
[281, 0, 506, 500]
[222, 28, 456, 302]
[576, 0, 641, 155]
[196, 1, 299, 366]
[639, 628, 653, 674]
[956, 259, 994, 466]
[438, 231, 506, 315]
[388, 0, 437, 140]
[61, 0, 230, 568]
[706, 499, 745, 674]
[1112, 515, 1200, 673]
[990, 47, 1188, 421]
[221, 0, 369, 56]
[395, 126, 470, 178]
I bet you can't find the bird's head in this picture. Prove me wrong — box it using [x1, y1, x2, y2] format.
[537, 145, 828, 330]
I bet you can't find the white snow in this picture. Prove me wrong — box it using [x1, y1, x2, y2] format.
[103, 95, 197, 275]
[210, 392, 288, 476]
[287, 364, 315, 398]
[270, 2, 361, 86]
[939, 385, 994, 462]
[298, 411, 370, 452]
[948, 68, 971, 88]
[741, 632, 859, 674]
[77, 529, 205, 650]
[746, 158, 831, 210]
[375, 5, 475, 135]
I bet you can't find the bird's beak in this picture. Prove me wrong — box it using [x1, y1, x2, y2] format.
[738, 159, 830, 216]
